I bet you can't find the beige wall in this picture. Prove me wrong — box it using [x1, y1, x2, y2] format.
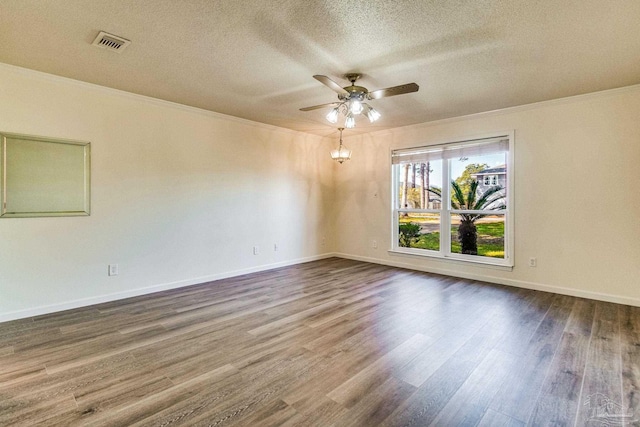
[334, 86, 640, 306]
[0, 64, 335, 321]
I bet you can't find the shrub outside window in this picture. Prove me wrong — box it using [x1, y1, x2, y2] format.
[391, 134, 513, 267]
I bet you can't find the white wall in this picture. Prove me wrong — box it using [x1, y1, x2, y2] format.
[0, 64, 335, 321]
[334, 86, 640, 306]
[2, 63, 639, 322]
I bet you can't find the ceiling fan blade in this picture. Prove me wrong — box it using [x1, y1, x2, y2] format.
[313, 75, 349, 95]
[299, 102, 341, 112]
[368, 83, 419, 100]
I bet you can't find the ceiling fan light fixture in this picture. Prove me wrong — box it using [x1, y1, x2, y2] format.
[345, 113, 356, 129]
[349, 99, 363, 115]
[301, 74, 418, 129]
[326, 107, 339, 124]
[331, 127, 351, 164]
[365, 105, 381, 122]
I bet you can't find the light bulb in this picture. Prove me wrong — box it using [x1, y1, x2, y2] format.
[345, 114, 356, 128]
[366, 106, 381, 122]
[349, 100, 363, 115]
[326, 108, 339, 124]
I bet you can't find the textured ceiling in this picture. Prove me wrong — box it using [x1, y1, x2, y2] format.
[1, 0, 640, 136]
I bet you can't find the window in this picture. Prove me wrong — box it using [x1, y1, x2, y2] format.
[391, 134, 513, 267]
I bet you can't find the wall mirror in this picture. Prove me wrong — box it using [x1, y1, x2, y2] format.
[1, 132, 90, 217]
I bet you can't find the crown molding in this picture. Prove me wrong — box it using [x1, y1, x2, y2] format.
[365, 83, 640, 138]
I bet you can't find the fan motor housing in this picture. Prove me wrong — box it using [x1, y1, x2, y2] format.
[341, 86, 368, 101]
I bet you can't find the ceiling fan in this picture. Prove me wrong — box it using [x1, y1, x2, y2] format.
[300, 73, 419, 128]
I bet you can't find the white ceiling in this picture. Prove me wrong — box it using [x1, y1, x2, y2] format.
[1, 0, 639, 137]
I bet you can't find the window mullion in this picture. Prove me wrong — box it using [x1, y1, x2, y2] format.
[391, 165, 398, 250]
[441, 159, 450, 256]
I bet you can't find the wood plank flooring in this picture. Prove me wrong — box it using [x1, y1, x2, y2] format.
[1, 258, 639, 426]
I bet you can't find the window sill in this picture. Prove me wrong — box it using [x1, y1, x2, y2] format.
[388, 249, 514, 271]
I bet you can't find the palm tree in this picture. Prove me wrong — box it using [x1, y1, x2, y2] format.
[450, 180, 505, 255]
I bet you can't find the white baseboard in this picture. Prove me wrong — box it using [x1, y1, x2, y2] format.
[0, 253, 336, 323]
[4, 251, 637, 323]
[333, 252, 640, 308]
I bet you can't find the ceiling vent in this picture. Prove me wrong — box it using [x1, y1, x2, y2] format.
[92, 31, 130, 53]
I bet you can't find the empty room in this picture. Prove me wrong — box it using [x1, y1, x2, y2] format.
[1, 1, 640, 425]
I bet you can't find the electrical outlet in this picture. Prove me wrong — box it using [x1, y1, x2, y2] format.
[253, 246, 259, 255]
[108, 264, 119, 276]
[529, 257, 537, 267]
[372, 239, 378, 249]
[274, 243, 278, 252]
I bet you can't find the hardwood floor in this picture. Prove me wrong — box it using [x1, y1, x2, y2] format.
[1, 258, 639, 426]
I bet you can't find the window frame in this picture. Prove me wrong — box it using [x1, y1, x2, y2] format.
[390, 131, 514, 268]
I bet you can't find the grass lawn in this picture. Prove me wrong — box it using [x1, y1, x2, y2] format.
[404, 221, 505, 258]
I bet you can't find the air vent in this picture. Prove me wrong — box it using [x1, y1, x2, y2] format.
[92, 31, 130, 53]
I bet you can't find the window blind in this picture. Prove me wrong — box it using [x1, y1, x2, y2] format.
[391, 136, 509, 165]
